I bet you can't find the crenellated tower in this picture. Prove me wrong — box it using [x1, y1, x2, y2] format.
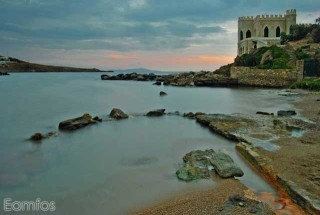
[237, 9, 297, 56]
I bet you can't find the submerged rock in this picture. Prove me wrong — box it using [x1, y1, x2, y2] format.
[59, 113, 96, 131]
[256, 111, 274, 116]
[93, 116, 102, 122]
[183, 112, 195, 119]
[160, 91, 167, 96]
[167, 111, 180, 116]
[146, 109, 166, 117]
[277, 110, 297, 117]
[210, 152, 244, 178]
[29, 132, 56, 142]
[109, 108, 129, 120]
[30, 133, 45, 141]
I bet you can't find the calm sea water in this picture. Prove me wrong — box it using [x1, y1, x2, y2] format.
[0, 73, 295, 214]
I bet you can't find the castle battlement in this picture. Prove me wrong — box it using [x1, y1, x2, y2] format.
[237, 9, 297, 56]
[286, 9, 296, 15]
[239, 9, 296, 21]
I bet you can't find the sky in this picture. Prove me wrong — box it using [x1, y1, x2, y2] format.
[0, 0, 319, 71]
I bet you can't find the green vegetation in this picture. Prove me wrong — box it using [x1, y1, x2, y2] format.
[213, 63, 233, 76]
[280, 24, 318, 44]
[281, 18, 320, 44]
[295, 48, 311, 60]
[290, 78, 320, 91]
[234, 45, 291, 69]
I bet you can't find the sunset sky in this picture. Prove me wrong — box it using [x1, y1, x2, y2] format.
[0, 0, 319, 71]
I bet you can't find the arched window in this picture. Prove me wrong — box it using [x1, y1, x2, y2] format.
[246, 30, 251, 38]
[264, 26, 269, 37]
[240, 31, 243, 40]
[276, 26, 281, 37]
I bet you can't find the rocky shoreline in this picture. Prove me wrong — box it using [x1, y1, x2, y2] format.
[101, 71, 239, 87]
[132, 89, 320, 215]
[28, 89, 320, 214]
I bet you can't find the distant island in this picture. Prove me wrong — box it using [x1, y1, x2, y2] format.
[0, 56, 112, 73]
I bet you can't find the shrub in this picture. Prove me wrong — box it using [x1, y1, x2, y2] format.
[311, 27, 320, 43]
[295, 48, 311, 60]
[290, 78, 320, 91]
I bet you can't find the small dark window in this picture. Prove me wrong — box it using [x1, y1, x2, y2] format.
[264, 27, 269, 37]
[240, 31, 243, 40]
[276, 26, 281, 37]
[246, 30, 251, 38]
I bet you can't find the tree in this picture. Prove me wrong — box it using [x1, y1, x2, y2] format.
[316, 17, 320, 25]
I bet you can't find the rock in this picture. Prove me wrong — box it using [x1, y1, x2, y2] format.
[316, 99, 320, 102]
[160, 91, 167, 96]
[59, 113, 96, 131]
[30, 133, 45, 141]
[109, 108, 129, 120]
[176, 165, 210, 181]
[176, 149, 216, 182]
[0, 72, 9, 76]
[153, 81, 162, 85]
[167, 111, 180, 116]
[30, 132, 56, 141]
[101, 74, 110, 80]
[277, 110, 297, 117]
[273, 119, 286, 129]
[216, 194, 275, 215]
[195, 112, 205, 116]
[256, 111, 274, 115]
[146, 109, 166, 117]
[93, 116, 102, 122]
[278, 91, 300, 97]
[183, 112, 195, 119]
[210, 152, 244, 178]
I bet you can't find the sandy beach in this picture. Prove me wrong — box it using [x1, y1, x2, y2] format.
[133, 89, 319, 215]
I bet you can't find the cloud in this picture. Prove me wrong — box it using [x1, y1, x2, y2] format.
[0, 0, 319, 70]
[129, 0, 147, 8]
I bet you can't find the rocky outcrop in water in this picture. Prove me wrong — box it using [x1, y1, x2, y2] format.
[101, 73, 161, 81]
[176, 149, 243, 181]
[109, 108, 129, 120]
[195, 113, 312, 150]
[30, 132, 56, 141]
[146, 109, 166, 117]
[101, 71, 239, 87]
[0, 72, 9, 76]
[210, 152, 244, 178]
[183, 112, 205, 119]
[277, 110, 297, 117]
[159, 91, 167, 96]
[58, 113, 98, 131]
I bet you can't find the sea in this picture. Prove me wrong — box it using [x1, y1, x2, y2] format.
[0, 71, 296, 214]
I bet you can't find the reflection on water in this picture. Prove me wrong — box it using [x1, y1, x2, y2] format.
[0, 73, 297, 214]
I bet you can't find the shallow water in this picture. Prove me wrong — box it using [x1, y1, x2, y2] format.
[0, 73, 296, 214]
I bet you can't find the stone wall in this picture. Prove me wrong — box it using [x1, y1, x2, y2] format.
[230, 60, 304, 87]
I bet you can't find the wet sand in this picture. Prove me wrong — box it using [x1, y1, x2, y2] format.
[133, 177, 263, 215]
[133, 89, 319, 215]
[259, 89, 320, 202]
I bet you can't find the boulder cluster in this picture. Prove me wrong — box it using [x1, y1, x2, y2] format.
[101, 71, 238, 87]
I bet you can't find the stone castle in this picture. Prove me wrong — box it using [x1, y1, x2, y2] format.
[238, 9, 297, 56]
